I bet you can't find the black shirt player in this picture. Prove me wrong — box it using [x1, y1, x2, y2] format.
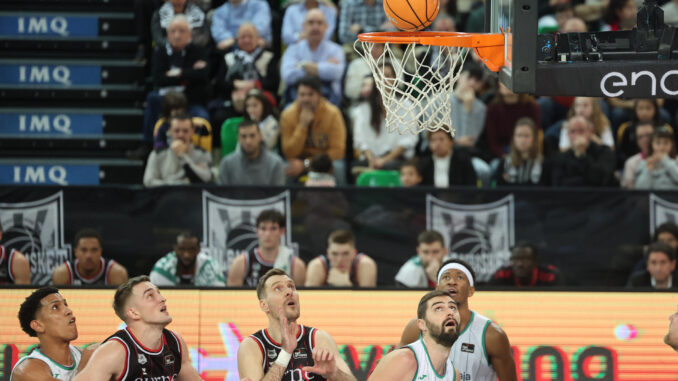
[73, 275, 201, 381]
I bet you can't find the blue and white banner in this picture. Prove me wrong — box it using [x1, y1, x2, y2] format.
[0, 112, 103, 135]
[0, 15, 98, 37]
[0, 64, 101, 86]
[0, 165, 100, 185]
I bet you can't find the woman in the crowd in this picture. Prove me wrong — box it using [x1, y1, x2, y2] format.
[493, 117, 542, 186]
[617, 98, 672, 167]
[635, 127, 678, 189]
[244, 89, 280, 151]
[558, 97, 614, 151]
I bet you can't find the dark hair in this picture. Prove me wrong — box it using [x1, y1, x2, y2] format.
[554, 3, 574, 15]
[296, 76, 322, 93]
[328, 229, 355, 246]
[632, 99, 661, 125]
[74, 228, 102, 248]
[437, 258, 476, 285]
[238, 119, 259, 131]
[654, 222, 678, 242]
[604, 0, 633, 24]
[418, 230, 445, 246]
[310, 153, 333, 173]
[465, 66, 484, 82]
[508, 117, 540, 167]
[256, 209, 285, 229]
[417, 290, 455, 319]
[367, 76, 385, 134]
[177, 230, 199, 241]
[648, 127, 677, 159]
[256, 268, 290, 300]
[635, 121, 655, 132]
[113, 275, 151, 322]
[400, 158, 421, 174]
[511, 241, 538, 260]
[161, 91, 188, 119]
[18, 287, 61, 337]
[245, 89, 278, 121]
[647, 241, 676, 261]
[170, 113, 194, 128]
[426, 129, 454, 141]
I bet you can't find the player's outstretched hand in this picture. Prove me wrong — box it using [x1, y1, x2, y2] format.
[302, 347, 337, 378]
[280, 308, 298, 353]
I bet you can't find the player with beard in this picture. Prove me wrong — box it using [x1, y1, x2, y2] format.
[237, 268, 357, 381]
[73, 275, 202, 380]
[396, 259, 517, 381]
[369, 290, 461, 380]
[12, 287, 97, 380]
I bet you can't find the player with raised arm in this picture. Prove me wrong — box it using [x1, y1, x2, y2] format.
[237, 268, 357, 381]
[396, 259, 518, 381]
[369, 290, 461, 381]
[73, 275, 202, 381]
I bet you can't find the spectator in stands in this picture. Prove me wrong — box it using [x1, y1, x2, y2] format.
[151, 0, 209, 48]
[400, 159, 423, 187]
[280, 76, 347, 184]
[621, 122, 654, 188]
[491, 242, 562, 287]
[557, 97, 614, 151]
[227, 210, 306, 286]
[493, 117, 543, 186]
[282, 0, 337, 46]
[211, 0, 271, 51]
[338, 0, 390, 45]
[617, 99, 671, 168]
[543, 115, 616, 186]
[418, 130, 477, 187]
[627, 241, 678, 289]
[217, 119, 285, 185]
[395, 230, 447, 288]
[603, 0, 638, 31]
[451, 68, 487, 150]
[656, 222, 678, 251]
[344, 44, 388, 106]
[306, 153, 337, 186]
[152, 91, 212, 153]
[143, 114, 212, 186]
[635, 127, 678, 189]
[351, 76, 417, 172]
[52, 228, 128, 286]
[484, 82, 541, 159]
[210, 23, 279, 133]
[149, 230, 225, 286]
[664, 307, 678, 352]
[280, 10, 345, 106]
[0, 225, 30, 284]
[306, 229, 377, 287]
[245, 89, 280, 151]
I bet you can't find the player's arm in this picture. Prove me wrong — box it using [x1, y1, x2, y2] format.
[72, 340, 126, 381]
[11, 251, 31, 284]
[11, 358, 61, 381]
[302, 329, 356, 381]
[366, 348, 417, 381]
[292, 257, 306, 286]
[455, 366, 461, 380]
[77, 343, 100, 372]
[237, 337, 269, 381]
[395, 318, 420, 348]
[227, 253, 246, 286]
[305, 257, 326, 287]
[51, 263, 70, 285]
[485, 322, 518, 381]
[108, 263, 129, 285]
[356, 255, 377, 287]
[175, 331, 202, 380]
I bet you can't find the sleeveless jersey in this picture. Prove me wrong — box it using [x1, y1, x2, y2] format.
[10, 345, 82, 380]
[104, 327, 182, 381]
[64, 257, 116, 285]
[0, 245, 18, 284]
[406, 338, 456, 381]
[449, 311, 497, 381]
[317, 253, 364, 286]
[250, 324, 327, 381]
[243, 247, 295, 287]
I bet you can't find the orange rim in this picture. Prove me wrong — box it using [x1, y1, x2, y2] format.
[357, 31, 506, 72]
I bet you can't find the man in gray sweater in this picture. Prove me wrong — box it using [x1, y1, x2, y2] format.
[218, 119, 285, 185]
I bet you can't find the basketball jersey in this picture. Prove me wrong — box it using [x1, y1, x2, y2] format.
[64, 257, 116, 285]
[406, 338, 457, 381]
[0, 245, 17, 284]
[449, 311, 497, 381]
[10, 345, 82, 381]
[250, 324, 327, 381]
[104, 327, 182, 381]
[243, 246, 295, 287]
[317, 254, 364, 286]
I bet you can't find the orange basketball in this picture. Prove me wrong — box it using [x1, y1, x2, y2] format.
[384, 0, 439, 31]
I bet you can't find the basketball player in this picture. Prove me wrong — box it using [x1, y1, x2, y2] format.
[237, 268, 357, 381]
[396, 259, 518, 381]
[11, 287, 98, 380]
[664, 308, 678, 352]
[73, 275, 202, 380]
[305, 229, 377, 287]
[52, 228, 128, 286]
[369, 290, 461, 380]
[228, 209, 306, 286]
[0, 224, 31, 284]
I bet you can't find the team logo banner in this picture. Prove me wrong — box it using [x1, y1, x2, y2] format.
[426, 194, 514, 282]
[0, 192, 71, 285]
[201, 191, 292, 278]
[649, 194, 678, 236]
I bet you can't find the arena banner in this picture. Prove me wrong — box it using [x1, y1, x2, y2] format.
[1, 289, 677, 381]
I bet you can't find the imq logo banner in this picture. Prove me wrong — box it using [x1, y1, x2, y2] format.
[0, 192, 71, 285]
[649, 194, 678, 236]
[202, 191, 292, 279]
[426, 194, 514, 282]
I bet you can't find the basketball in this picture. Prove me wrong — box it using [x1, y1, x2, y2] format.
[384, 0, 439, 31]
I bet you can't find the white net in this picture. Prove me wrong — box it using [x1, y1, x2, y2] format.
[355, 40, 469, 136]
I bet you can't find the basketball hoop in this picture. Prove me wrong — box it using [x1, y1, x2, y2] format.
[354, 31, 504, 136]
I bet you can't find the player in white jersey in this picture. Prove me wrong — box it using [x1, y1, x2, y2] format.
[396, 259, 518, 381]
[11, 287, 97, 381]
[369, 290, 461, 381]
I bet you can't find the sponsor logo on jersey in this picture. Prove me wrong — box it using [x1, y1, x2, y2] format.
[268, 349, 277, 359]
[293, 348, 308, 359]
[164, 354, 175, 365]
[138, 353, 148, 365]
[461, 343, 475, 353]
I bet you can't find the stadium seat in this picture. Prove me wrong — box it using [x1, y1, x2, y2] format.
[221, 116, 243, 157]
[356, 170, 402, 187]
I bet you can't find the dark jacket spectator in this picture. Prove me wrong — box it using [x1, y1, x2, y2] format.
[627, 241, 678, 290]
[151, 0, 209, 48]
[152, 38, 208, 106]
[418, 130, 477, 187]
